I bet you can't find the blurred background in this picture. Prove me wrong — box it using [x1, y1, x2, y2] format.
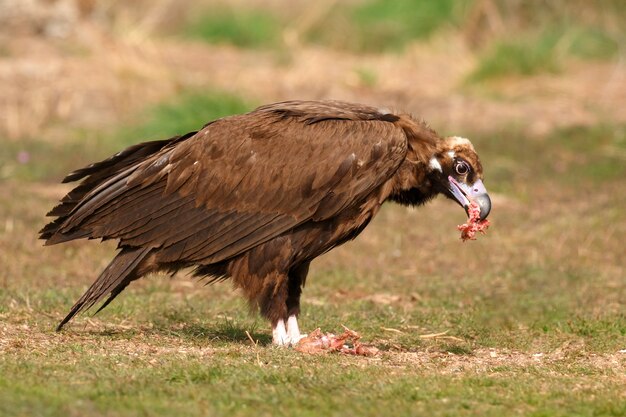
[0, 0, 624, 350]
[0, 0, 623, 147]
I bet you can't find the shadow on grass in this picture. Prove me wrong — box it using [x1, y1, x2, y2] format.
[77, 320, 273, 346]
[174, 322, 273, 346]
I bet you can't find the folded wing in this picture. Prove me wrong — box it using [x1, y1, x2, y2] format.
[41, 101, 408, 265]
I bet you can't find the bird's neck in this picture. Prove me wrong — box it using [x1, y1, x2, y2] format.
[385, 160, 438, 207]
[385, 114, 443, 207]
[388, 125, 438, 206]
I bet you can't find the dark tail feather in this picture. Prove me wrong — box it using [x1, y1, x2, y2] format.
[56, 247, 152, 331]
[40, 132, 197, 243]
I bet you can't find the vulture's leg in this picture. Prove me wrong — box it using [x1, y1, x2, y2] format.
[286, 315, 303, 344]
[229, 254, 290, 345]
[232, 247, 308, 346]
[285, 262, 310, 344]
[254, 271, 291, 346]
[262, 264, 310, 346]
[272, 318, 289, 346]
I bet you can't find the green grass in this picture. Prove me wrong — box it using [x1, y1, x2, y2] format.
[306, 0, 471, 52]
[175, 1, 623, 59]
[180, 0, 471, 53]
[0, 140, 69, 182]
[468, 26, 621, 82]
[0, 91, 254, 182]
[1, 279, 625, 416]
[120, 90, 255, 142]
[183, 8, 282, 48]
[1, 348, 625, 417]
[566, 26, 621, 60]
[468, 31, 562, 82]
[473, 123, 626, 192]
[354, 67, 378, 87]
[548, 124, 626, 183]
[350, 0, 470, 51]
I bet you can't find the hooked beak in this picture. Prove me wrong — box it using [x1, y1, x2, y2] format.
[447, 176, 491, 221]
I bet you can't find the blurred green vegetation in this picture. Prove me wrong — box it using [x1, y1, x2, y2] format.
[468, 25, 621, 82]
[468, 30, 563, 82]
[0, 91, 254, 182]
[354, 67, 379, 87]
[183, 8, 282, 48]
[472, 123, 626, 196]
[177, 0, 625, 69]
[120, 91, 254, 142]
[550, 124, 626, 183]
[307, 0, 471, 52]
[567, 26, 621, 60]
[180, 0, 471, 52]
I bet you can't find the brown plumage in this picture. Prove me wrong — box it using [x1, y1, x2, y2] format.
[40, 100, 491, 345]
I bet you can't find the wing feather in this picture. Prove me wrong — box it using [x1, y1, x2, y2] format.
[42, 101, 409, 265]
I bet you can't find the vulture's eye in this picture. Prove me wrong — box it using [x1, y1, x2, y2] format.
[455, 161, 470, 175]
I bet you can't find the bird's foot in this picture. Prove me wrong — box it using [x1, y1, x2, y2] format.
[272, 319, 290, 346]
[287, 315, 307, 344]
[272, 315, 306, 347]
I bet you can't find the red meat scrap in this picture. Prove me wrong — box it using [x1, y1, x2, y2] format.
[295, 327, 380, 356]
[458, 201, 490, 241]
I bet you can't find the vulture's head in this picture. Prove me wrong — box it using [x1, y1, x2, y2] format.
[428, 136, 491, 221]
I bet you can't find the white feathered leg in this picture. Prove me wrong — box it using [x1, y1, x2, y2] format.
[272, 319, 289, 346]
[272, 316, 306, 346]
[287, 315, 306, 345]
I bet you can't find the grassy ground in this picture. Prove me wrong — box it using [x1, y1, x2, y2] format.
[1, 1, 625, 416]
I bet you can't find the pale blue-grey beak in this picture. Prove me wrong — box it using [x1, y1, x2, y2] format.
[447, 176, 491, 221]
